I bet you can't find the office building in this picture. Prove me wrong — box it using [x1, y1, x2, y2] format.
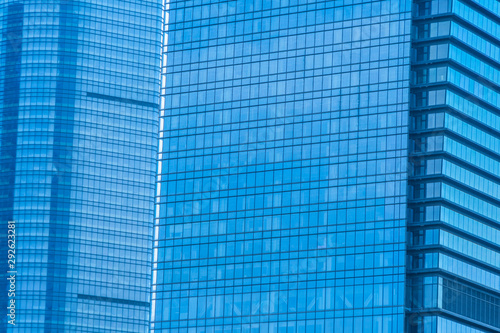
[407, 0, 500, 332]
[1, 0, 162, 331]
[154, 0, 411, 331]
[154, 0, 500, 332]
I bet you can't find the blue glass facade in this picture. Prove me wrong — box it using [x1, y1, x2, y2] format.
[153, 0, 412, 332]
[407, 0, 500, 332]
[1, 0, 162, 331]
[2, 0, 499, 331]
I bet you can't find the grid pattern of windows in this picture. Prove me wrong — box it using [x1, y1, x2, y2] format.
[0, 1, 162, 332]
[407, 0, 500, 332]
[154, 0, 411, 332]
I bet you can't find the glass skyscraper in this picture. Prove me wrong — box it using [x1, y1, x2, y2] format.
[1, 0, 162, 332]
[407, 0, 500, 332]
[154, 0, 411, 331]
[154, 0, 500, 333]
[2, 0, 499, 332]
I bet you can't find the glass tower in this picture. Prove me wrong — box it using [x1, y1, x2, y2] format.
[155, 0, 500, 332]
[153, 0, 412, 331]
[407, 0, 500, 332]
[1, 1, 162, 332]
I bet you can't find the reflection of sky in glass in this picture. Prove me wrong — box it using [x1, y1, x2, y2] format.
[1, 1, 162, 331]
[153, 0, 412, 331]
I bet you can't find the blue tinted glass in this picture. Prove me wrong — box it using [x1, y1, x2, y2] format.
[1, 0, 162, 331]
[154, 1, 412, 332]
[407, 0, 500, 332]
